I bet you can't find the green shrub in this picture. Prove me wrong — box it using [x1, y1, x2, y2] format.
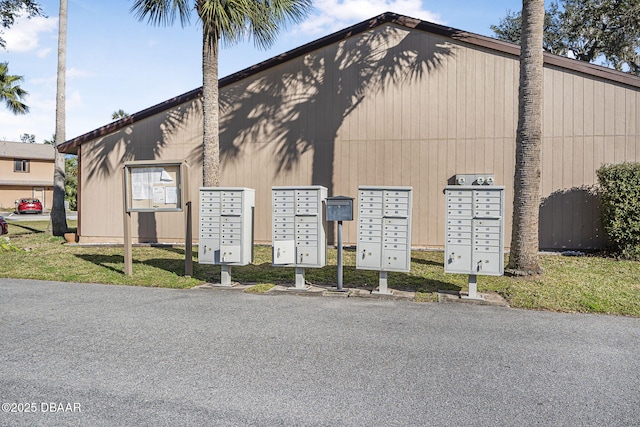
[596, 162, 640, 259]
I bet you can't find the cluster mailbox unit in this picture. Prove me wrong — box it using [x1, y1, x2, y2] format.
[356, 186, 413, 295]
[444, 174, 505, 299]
[198, 187, 255, 285]
[272, 186, 328, 289]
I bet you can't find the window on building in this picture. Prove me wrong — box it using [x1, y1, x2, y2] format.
[14, 159, 30, 173]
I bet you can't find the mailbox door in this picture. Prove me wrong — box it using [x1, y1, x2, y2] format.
[198, 238, 219, 264]
[273, 240, 295, 265]
[357, 242, 381, 269]
[445, 244, 472, 273]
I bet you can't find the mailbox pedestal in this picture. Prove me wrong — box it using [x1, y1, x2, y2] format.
[444, 174, 505, 300]
[356, 186, 413, 295]
[198, 187, 255, 286]
[272, 186, 328, 290]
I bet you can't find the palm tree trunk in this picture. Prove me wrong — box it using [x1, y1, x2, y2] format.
[202, 31, 220, 187]
[52, 0, 68, 236]
[507, 0, 545, 275]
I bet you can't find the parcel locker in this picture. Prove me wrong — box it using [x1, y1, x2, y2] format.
[198, 187, 255, 266]
[356, 186, 413, 272]
[271, 186, 328, 268]
[444, 182, 505, 276]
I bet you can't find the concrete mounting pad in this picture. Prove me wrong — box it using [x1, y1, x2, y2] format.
[438, 290, 509, 306]
[194, 283, 253, 291]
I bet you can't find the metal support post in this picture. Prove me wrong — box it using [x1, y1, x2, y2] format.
[336, 220, 345, 291]
[294, 267, 308, 290]
[221, 265, 232, 286]
[373, 270, 393, 295]
[185, 201, 192, 277]
[462, 274, 484, 300]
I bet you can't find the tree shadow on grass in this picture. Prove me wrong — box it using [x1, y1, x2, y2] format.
[75, 253, 197, 278]
[410, 257, 442, 267]
[229, 262, 460, 293]
[6, 223, 46, 234]
[74, 253, 461, 293]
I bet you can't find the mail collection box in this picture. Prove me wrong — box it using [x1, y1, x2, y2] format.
[444, 186, 505, 275]
[356, 186, 413, 272]
[272, 186, 328, 268]
[198, 187, 255, 265]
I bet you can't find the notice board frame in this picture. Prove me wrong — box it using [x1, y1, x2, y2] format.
[124, 160, 185, 212]
[122, 160, 192, 276]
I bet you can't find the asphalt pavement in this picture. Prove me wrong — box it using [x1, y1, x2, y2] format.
[1, 278, 638, 426]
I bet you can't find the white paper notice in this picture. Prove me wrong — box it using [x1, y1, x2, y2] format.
[132, 168, 153, 200]
[152, 187, 165, 204]
[160, 169, 174, 182]
[165, 186, 177, 204]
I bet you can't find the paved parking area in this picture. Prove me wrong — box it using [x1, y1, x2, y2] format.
[1, 278, 639, 426]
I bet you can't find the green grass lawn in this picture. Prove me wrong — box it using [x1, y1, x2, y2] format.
[2, 220, 639, 316]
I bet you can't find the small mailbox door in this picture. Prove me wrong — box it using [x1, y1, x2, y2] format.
[326, 196, 354, 222]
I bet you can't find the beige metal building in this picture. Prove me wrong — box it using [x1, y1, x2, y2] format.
[0, 141, 54, 210]
[58, 13, 640, 250]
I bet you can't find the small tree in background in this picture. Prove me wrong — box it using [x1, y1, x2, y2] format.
[0, 62, 29, 114]
[20, 133, 35, 143]
[112, 109, 129, 120]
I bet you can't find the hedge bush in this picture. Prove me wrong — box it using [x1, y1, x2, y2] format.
[596, 162, 640, 259]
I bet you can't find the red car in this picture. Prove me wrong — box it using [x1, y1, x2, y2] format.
[16, 198, 43, 214]
[0, 216, 7, 235]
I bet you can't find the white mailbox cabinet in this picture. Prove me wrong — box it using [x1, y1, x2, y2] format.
[272, 186, 327, 268]
[356, 186, 413, 272]
[444, 186, 505, 276]
[199, 187, 255, 266]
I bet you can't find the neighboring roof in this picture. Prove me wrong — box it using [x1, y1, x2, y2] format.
[57, 11, 640, 155]
[0, 140, 56, 160]
[0, 180, 53, 187]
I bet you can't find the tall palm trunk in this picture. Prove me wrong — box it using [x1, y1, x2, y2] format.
[52, 0, 68, 236]
[507, 0, 544, 275]
[202, 31, 220, 187]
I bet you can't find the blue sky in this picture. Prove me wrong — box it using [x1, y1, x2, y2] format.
[1, 0, 530, 143]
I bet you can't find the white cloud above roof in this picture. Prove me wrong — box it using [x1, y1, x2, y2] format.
[3, 14, 58, 55]
[299, 0, 444, 35]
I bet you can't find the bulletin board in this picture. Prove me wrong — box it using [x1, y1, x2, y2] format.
[124, 161, 184, 212]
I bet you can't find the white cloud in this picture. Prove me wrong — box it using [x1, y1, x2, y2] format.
[0, 91, 55, 142]
[3, 15, 58, 54]
[67, 68, 93, 79]
[67, 90, 83, 109]
[299, 0, 444, 35]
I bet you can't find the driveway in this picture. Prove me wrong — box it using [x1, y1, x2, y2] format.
[1, 211, 77, 222]
[1, 279, 638, 426]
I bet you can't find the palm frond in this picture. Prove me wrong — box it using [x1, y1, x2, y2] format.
[130, 0, 193, 27]
[198, 0, 312, 49]
[0, 62, 29, 115]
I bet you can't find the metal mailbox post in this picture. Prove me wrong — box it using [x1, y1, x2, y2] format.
[198, 187, 255, 285]
[272, 186, 328, 289]
[326, 196, 355, 292]
[444, 174, 505, 299]
[356, 186, 413, 295]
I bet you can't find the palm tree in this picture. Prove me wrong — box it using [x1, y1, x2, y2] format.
[507, 0, 545, 275]
[131, 0, 312, 187]
[112, 109, 129, 120]
[0, 62, 29, 114]
[51, 0, 68, 236]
